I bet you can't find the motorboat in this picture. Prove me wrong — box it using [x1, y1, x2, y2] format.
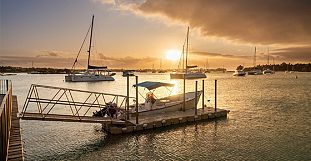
[233, 70, 246, 76]
[65, 15, 114, 82]
[130, 81, 201, 116]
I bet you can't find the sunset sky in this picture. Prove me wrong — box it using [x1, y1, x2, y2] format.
[1, 0, 310, 70]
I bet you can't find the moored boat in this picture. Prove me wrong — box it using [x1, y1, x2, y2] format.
[233, 70, 246, 76]
[129, 81, 201, 116]
[263, 69, 275, 74]
[65, 15, 114, 82]
[170, 27, 206, 79]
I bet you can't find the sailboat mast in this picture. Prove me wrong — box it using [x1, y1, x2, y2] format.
[185, 26, 189, 73]
[253, 46, 256, 67]
[267, 47, 270, 65]
[87, 15, 94, 70]
[182, 44, 185, 72]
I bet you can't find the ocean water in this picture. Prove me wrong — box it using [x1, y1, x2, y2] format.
[2, 72, 311, 160]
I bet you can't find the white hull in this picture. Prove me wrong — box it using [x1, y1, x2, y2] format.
[263, 69, 275, 74]
[65, 74, 114, 82]
[130, 91, 201, 116]
[170, 72, 206, 79]
[233, 70, 246, 76]
[248, 69, 263, 75]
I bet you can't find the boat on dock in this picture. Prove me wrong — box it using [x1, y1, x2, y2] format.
[170, 27, 206, 79]
[65, 15, 115, 82]
[129, 81, 202, 116]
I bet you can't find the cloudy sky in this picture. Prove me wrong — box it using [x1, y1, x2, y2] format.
[1, 0, 310, 69]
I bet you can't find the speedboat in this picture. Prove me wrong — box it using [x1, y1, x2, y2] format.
[129, 81, 201, 116]
[233, 70, 246, 76]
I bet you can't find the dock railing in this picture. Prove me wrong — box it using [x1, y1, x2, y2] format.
[0, 80, 13, 161]
[20, 84, 135, 122]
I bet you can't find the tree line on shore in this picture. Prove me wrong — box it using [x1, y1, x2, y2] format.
[1, 62, 311, 73]
[238, 62, 311, 72]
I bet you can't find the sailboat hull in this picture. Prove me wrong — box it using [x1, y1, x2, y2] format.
[65, 74, 114, 82]
[170, 72, 206, 79]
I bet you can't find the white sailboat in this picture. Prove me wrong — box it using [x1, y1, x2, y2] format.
[263, 48, 275, 74]
[170, 27, 206, 79]
[65, 15, 115, 82]
[248, 46, 263, 75]
[233, 70, 246, 76]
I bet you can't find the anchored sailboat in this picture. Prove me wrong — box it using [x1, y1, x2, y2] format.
[65, 15, 115, 82]
[247, 46, 263, 75]
[170, 27, 206, 79]
[263, 47, 275, 74]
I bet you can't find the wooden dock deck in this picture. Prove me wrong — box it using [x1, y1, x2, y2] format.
[19, 113, 126, 125]
[8, 96, 24, 161]
[104, 107, 229, 135]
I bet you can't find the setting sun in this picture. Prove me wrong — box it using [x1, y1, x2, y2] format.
[165, 49, 181, 61]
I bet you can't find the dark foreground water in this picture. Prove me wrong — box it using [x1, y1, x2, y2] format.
[2, 72, 311, 160]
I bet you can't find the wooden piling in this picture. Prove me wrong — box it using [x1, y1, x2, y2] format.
[135, 76, 139, 124]
[202, 80, 204, 110]
[215, 79, 217, 112]
[183, 74, 186, 111]
[195, 81, 198, 115]
[126, 75, 130, 120]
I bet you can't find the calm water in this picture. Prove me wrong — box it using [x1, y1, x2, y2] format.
[2, 72, 311, 160]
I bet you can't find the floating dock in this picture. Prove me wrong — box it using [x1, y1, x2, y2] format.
[7, 96, 24, 161]
[104, 108, 229, 135]
[1, 79, 24, 161]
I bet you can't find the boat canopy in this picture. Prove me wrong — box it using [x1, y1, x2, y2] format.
[133, 81, 174, 90]
[88, 65, 107, 69]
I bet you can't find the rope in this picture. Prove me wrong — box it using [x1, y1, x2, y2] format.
[71, 23, 92, 71]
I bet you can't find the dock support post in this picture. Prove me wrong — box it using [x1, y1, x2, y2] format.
[6, 79, 8, 91]
[195, 81, 198, 115]
[126, 75, 130, 120]
[135, 76, 139, 124]
[215, 79, 217, 112]
[202, 80, 204, 110]
[183, 74, 186, 112]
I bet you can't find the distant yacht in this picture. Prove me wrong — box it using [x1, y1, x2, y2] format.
[233, 70, 246, 76]
[233, 65, 246, 76]
[65, 15, 115, 82]
[248, 46, 263, 75]
[170, 27, 206, 79]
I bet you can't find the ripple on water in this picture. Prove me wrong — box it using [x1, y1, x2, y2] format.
[8, 73, 310, 160]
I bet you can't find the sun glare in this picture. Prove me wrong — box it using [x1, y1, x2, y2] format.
[165, 49, 181, 61]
